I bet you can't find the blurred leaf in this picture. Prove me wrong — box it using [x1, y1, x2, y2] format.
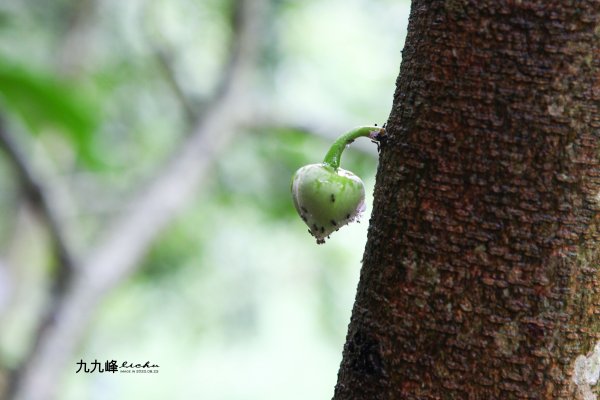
[138, 206, 208, 282]
[0, 11, 12, 30]
[0, 58, 101, 167]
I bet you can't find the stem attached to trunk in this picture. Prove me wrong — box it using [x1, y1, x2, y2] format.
[322, 126, 384, 170]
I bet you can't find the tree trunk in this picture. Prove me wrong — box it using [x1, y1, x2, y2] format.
[334, 1, 600, 399]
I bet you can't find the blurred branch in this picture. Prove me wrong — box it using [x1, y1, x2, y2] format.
[0, 120, 76, 292]
[0, 257, 12, 318]
[141, 4, 198, 124]
[153, 47, 197, 123]
[152, 50, 380, 158]
[86, 0, 266, 290]
[8, 1, 268, 399]
[57, 0, 97, 76]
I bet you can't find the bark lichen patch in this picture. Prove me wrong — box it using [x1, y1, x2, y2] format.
[572, 342, 600, 400]
[494, 321, 521, 357]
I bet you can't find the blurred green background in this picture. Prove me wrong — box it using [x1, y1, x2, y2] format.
[0, 0, 409, 398]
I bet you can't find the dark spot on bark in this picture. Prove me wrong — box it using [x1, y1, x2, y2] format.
[525, 322, 546, 340]
[346, 214, 351, 219]
[301, 207, 308, 213]
[331, 194, 335, 203]
[346, 328, 385, 377]
[331, 220, 337, 226]
[320, 226, 325, 233]
[394, 260, 407, 281]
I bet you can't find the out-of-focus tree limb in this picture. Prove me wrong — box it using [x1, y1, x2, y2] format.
[0, 121, 77, 293]
[153, 46, 198, 123]
[142, 3, 199, 125]
[0, 258, 13, 318]
[57, 0, 97, 76]
[152, 52, 381, 159]
[8, 1, 268, 400]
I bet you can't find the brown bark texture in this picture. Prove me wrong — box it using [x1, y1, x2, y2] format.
[334, 1, 600, 399]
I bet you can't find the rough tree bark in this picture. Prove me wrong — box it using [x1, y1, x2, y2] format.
[335, 1, 599, 399]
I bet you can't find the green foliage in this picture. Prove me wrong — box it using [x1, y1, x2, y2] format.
[0, 11, 12, 30]
[0, 59, 100, 166]
[138, 209, 207, 282]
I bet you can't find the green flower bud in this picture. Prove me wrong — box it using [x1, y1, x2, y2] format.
[291, 125, 384, 244]
[291, 163, 365, 243]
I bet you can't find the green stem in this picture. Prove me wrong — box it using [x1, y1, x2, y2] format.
[322, 126, 384, 170]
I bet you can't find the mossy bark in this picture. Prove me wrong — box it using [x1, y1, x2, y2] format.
[334, 1, 600, 399]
